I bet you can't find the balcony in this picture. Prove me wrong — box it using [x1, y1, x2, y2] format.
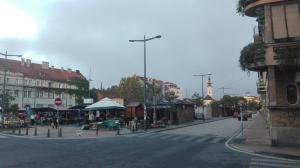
[243, 0, 286, 17]
[273, 42, 300, 66]
[257, 80, 267, 94]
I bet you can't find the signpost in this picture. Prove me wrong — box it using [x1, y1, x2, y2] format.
[54, 98, 62, 128]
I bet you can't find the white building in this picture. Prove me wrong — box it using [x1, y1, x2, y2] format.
[0, 58, 87, 110]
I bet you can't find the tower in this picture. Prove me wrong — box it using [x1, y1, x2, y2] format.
[207, 76, 213, 98]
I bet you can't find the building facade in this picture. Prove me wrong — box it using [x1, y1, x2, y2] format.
[0, 58, 87, 110]
[242, 0, 300, 146]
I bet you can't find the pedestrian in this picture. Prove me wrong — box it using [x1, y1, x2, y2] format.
[30, 114, 35, 125]
[54, 118, 58, 129]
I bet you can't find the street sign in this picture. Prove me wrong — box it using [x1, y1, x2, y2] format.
[54, 98, 62, 106]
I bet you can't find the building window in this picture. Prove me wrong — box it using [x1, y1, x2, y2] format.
[23, 91, 28, 98]
[14, 90, 19, 97]
[287, 85, 298, 104]
[28, 91, 32, 98]
[39, 91, 43, 98]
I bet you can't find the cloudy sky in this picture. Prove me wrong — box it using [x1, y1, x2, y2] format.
[0, 0, 257, 99]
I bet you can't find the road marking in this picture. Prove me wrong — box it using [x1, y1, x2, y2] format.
[171, 135, 191, 141]
[160, 134, 177, 140]
[182, 136, 198, 142]
[135, 133, 154, 137]
[251, 158, 300, 165]
[250, 161, 300, 168]
[209, 137, 224, 143]
[195, 136, 211, 143]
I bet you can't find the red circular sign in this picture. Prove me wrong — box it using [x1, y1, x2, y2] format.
[54, 98, 62, 106]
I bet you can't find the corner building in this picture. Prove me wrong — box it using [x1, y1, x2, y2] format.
[243, 0, 300, 146]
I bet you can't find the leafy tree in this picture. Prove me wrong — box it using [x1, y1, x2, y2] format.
[118, 76, 143, 103]
[191, 92, 203, 107]
[0, 93, 14, 113]
[9, 104, 19, 114]
[246, 100, 261, 110]
[239, 43, 256, 71]
[67, 77, 89, 105]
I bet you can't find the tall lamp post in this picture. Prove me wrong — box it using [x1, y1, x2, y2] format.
[0, 51, 22, 117]
[129, 35, 161, 131]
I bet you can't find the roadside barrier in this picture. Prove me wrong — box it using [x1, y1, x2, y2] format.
[34, 127, 37, 136]
[47, 128, 50, 137]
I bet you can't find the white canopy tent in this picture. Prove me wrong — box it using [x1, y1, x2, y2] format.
[85, 98, 125, 111]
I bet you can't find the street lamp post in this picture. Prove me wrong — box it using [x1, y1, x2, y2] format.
[0, 51, 22, 117]
[129, 35, 161, 131]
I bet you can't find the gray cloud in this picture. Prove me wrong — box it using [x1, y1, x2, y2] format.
[0, 0, 258, 99]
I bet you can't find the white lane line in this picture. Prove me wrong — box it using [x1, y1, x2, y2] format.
[160, 134, 177, 140]
[135, 133, 155, 137]
[171, 135, 191, 141]
[250, 162, 300, 168]
[252, 158, 300, 165]
[209, 137, 224, 143]
[195, 136, 211, 143]
[182, 136, 198, 142]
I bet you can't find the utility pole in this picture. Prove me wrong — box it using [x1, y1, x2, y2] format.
[0, 51, 22, 118]
[88, 67, 92, 98]
[219, 87, 230, 116]
[193, 73, 212, 99]
[193, 73, 211, 120]
[219, 87, 230, 98]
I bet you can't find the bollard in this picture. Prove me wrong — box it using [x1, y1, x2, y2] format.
[26, 127, 28, 136]
[47, 128, 50, 137]
[117, 125, 120, 135]
[34, 127, 37, 136]
[58, 128, 62, 137]
[96, 126, 99, 136]
[12, 126, 15, 134]
[18, 126, 21, 135]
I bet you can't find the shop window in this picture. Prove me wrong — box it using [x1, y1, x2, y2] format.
[287, 85, 298, 104]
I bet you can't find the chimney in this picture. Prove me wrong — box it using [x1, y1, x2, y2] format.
[42, 61, 49, 69]
[21, 58, 25, 66]
[51, 66, 54, 70]
[25, 59, 31, 67]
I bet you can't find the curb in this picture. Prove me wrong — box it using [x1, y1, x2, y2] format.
[225, 116, 300, 163]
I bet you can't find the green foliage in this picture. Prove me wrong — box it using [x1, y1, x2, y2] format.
[221, 95, 246, 108]
[236, 0, 256, 15]
[239, 43, 256, 71]
[246, 100, 261, 110]
[9, 104, 19, 114]
[118, 76, 144, 103]
[0, 93, 14, 113]
[67, 77, 89, 105]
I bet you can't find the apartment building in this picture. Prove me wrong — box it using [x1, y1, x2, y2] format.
[0, 58, 87, 110]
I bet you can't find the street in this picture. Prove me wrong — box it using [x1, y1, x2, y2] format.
[0, 118, 299, 168]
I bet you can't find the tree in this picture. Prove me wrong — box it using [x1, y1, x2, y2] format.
[9, 104, 19, 114]
[0, 92, 14, 113]
[239, 43, 256, 71]
[67, 77, 89, 105]
[118, 76, 143, 103]
[246, 100, 261, 110]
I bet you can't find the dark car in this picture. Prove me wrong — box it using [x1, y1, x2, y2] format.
[237, 113, 248, 121]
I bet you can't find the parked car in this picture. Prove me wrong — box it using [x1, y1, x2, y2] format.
[237, 113, 248, 121]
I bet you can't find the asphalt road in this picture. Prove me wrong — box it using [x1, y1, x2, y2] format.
[1, 118, 299, 168]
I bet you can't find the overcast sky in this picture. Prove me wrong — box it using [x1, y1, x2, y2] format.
[0, 0, 257, 99]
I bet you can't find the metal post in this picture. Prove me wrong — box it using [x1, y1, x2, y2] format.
[143, 35, 147, 131]
[241, 111, 244, 136]
[47, 128, 50, 137]
[58, 127, 62, 137]
[18, 126, 21, 135]
[96, 125, 99, 136]
[34, 126, 37, 136]
[26, 127, 28, 135]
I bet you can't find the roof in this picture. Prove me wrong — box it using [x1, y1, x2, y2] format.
[85, 97, 125, 111]
[0, 58, 86, 82]
[204, 95, 214, 100]
[126, 102, 142, 108]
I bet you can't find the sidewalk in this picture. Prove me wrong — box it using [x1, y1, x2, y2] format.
[231, 112, 300, 160]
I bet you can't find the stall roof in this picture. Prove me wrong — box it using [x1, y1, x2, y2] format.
[126, 102, 142, 108]
[85, 97, 125, 111]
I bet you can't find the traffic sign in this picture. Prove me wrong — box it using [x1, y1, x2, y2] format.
[54, 97, 62, 106]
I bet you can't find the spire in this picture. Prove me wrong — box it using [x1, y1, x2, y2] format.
[207, 76, 213, 98]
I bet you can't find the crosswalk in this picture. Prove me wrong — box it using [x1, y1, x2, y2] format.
[249, 157, 300, 168]
[128, 132, 226, 144]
